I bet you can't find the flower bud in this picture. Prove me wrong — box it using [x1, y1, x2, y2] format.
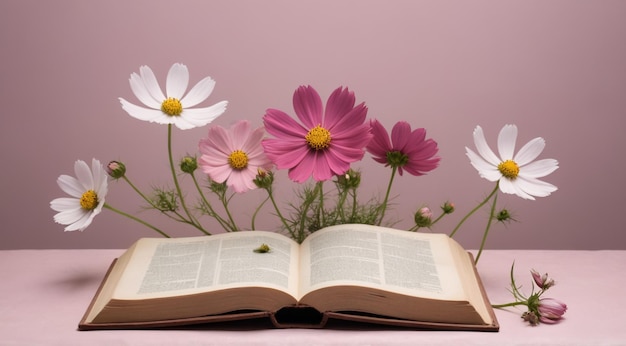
[180, 156, 198, 174]
[531, 269, 555, 290]
[106, 161, 126, 179]
[522, 311, 539, 326]
[253, 169, 274, 189]
[414, 207, 433, 228]
[336, 168, 361, 190]
[537, 298, 567, 324]
[496, 208, 512, 222]
[441, 201, 455, 214]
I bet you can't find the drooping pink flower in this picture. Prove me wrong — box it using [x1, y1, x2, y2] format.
[198, 120, 273, 193]
[537, 298, 567, 324]
[367, 119, 440, 176]
[262, 86, 373, 182]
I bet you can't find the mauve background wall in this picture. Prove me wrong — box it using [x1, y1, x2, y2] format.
[1, 0, 624, 250]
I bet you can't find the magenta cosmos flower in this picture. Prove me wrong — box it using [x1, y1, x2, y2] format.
[262, 86, 373, 183]
[367, 120, 440, 176]
[198, 120, 273, 193]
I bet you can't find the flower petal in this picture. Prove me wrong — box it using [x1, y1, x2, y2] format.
[497, 124, 518, 161]
[204, 163, 233, 183]
[65, 211, 97, 232]
[466, 148, 502, 181]
[264, 109, 308, 138]
[390, 121, 413, 151]
[181, 76, 215, 108]
[472, 126, 501, 166]
[515, 137, 545, 166]
[515, 176, 558, 198]
[324, 87, 356, 129]
[499, 178, 535, 200]
[50, 197, 80, 212]
[90, 158, 108, 197]
[178, 101, 228, 129]
[328, 102, 367, 134]
[293, 85, 323, 128]
[129, 72, 161, 109]
[366, 119, 392, 160]
[287, 151, 317, 182]
[229, 120, 252, 150]
[263, 139, 309, 169]
[227, 170, 257, 193]
[166, 63, 189, 99]
[520, 158, 559, 178]
[56, 175, 84, 198]
[74, 160, 94, 191]
[138, 65, 166, 103]
[53, 207, 87, 227]
[120, 98, 169, 122]
[311, 152, 334, 181]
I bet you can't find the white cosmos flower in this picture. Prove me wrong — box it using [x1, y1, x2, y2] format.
[50, 159, 108, 231]
[119, 63, 228, 130]
[465, 124, 559, 200]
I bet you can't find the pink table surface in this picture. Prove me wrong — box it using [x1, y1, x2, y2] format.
[1, 249, 624, 345]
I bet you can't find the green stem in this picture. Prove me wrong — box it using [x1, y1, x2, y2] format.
[120, 175, 187, 224]
[191, 173, 246, 235]
[167, 125, 198, 228]
[449, 182, 500, 238]
[266, 186, 295, 238]
[430, 212, 445, 226]
[317, 181, 325, 227]
[350, 188, 358, 222]
[219, 191, 240, 231]
[491, 301, 527, 309]
[474, 190, 498, 264]
[297, 187, 317, 243]
[121, 176, 153, 206]
[334, 186, 348, 224]
[251, 195, 270, 230]
[104, 203, 170, 238]
[378, 166, 397, 226]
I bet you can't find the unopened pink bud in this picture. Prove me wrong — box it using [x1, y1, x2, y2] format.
[531, 269, 555, 290]
[538, 298, 567, 324]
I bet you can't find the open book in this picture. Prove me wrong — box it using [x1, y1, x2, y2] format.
[79, 224, 498, 331]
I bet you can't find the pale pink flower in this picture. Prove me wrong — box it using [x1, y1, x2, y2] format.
[367, 120, 440, 176]
[262, 86, 372, 183]
[538, 298, 567, 324]
[198, 120, 272, 193]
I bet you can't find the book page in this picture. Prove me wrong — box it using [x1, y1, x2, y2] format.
[298, 224, 465, 300]
[114, 231, 300, 300]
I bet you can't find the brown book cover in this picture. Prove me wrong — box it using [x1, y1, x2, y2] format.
[78, 253, 499, 332]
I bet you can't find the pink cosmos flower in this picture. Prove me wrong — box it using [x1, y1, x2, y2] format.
[367, 120, 440, 176]
[198, 120, 273, 193]
[262, 86, 373, 182]
[537, 298, 567, 324]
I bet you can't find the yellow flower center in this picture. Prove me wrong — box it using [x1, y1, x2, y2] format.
[498, 160, 520, 179]
[305, 125, 331, 150]
[80, 190, 98, 210]
[161, 97, 183, 116]
[228, 150, 249, 170]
